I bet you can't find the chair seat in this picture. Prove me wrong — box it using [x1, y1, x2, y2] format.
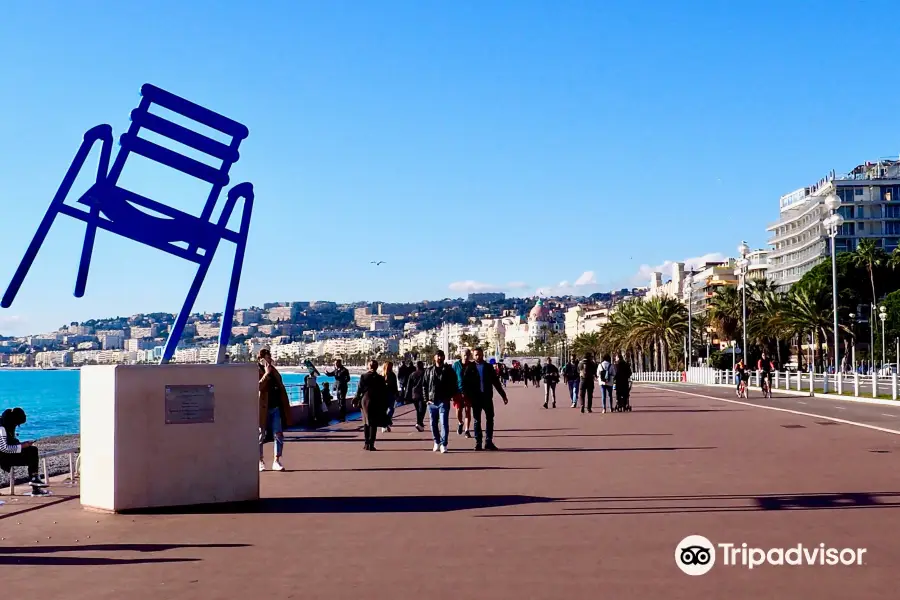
[77, 184, 218, 251]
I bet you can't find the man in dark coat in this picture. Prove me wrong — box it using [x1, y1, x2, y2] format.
[462, 347, 509, 451]
[326, 358, 352, 422]
[578, 352, 598, 414]
[354, 360, 387, 451]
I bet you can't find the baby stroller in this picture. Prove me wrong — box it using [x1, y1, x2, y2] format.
[613, 380, 632, 412]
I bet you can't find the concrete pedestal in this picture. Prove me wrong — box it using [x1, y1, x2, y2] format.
[80, 364, 259, 512]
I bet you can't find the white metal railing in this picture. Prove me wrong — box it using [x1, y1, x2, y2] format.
[632, 371, 682, 383]
[636, 368, 900, 401]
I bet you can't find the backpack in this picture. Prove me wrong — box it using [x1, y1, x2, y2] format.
[600, 363, 609, 383]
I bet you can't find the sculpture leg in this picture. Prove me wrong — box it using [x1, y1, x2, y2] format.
[2, 205, 63, 308]
[74, 204, 102, 298]
[160, 257, 214, 365]
[216, 189, 253, 365]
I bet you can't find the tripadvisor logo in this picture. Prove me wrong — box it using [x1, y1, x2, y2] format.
[675, 535, 867, 575]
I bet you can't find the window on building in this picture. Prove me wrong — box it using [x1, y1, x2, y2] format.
[886, 222, 900, 235]
[838, 206, 855, 219]
[855, 187, 864, 196]
[858, 206, 865, 219]
[838, 189, 854, 203]
[886, 205, 900, 219]
[859, 222, 865, 232]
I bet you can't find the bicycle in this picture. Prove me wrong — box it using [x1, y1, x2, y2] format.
[760, 375, 772, 399]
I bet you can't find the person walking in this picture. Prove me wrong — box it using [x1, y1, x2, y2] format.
[522, 362, 530, 387]
[563, 355, 579, 408]
[614, 353, 633, 410]
[452, 349, 474, 438]
[578, 352, 598, 414]
[326, 358, 352, 422]
[258, 348, 292, 471]
[541, 356, 560, 408]
[404, 360, 427, 432]
[462, 347, 509, 451]
[0, 408, 48, 495]
[355, 360, 388, 451]
[424, 350, 458, 453]
[397, 358, 415, 401]
[599, 354, 615, 412]
[381, 361, 398, 433]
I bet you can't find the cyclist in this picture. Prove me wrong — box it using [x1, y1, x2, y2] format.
[735, 360, 748, 397]
[757, 352, 774, 398]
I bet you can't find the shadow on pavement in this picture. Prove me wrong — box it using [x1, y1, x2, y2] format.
[475, 491, 900, 517]
[0, 543, 246, 566]
[501, 433, 673, 439]
[501, 446, 716, 453]
[627, 409, 744, 413]
[130, 494, 555, 515]
[284, 466, 539, 472]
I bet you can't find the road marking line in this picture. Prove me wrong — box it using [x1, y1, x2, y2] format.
[834, 406, 846, 410]
[643, 385, 900, 437]
[882, 413, 896, 417]
[797, 401, 807, 405]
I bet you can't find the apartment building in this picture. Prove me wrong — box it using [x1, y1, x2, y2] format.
[129, 325, 159, 339]
[194, 322, 221, 338]
[266, 306, 297, 323]
[768, 160, 900, 290]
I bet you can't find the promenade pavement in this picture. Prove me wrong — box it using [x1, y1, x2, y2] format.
[2, 381, 899, 599]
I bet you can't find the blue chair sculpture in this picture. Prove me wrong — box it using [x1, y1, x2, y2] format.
[1, 84, 254, 365]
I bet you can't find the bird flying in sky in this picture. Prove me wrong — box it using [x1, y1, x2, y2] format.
[371, 261, 386, 266]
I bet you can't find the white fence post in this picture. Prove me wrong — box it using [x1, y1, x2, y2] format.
[823, 372, 829, 394]
[836, 372, 842, 395]
[796, 371, 801, 391]
[893, 373, 898, 401]
[854, 372, 859, 396]
[808, 371, 814, 394]
[873, 374, 878, 398]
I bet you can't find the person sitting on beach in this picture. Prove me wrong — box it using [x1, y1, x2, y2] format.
[0, 408, 49, 495]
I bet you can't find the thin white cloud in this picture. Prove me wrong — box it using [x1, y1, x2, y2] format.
[533, 271, 601, 297]
[574, 271, 597, 286]
[629, 252, 728, 286]
[0, 315, 28, 337]
[449, 281, 531, 294]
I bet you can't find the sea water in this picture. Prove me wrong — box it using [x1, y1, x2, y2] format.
[0, 369, 357, 439]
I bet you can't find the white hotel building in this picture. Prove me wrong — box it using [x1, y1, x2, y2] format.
[768, 160, 900, 291]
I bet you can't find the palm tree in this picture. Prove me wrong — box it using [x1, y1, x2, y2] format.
[851, 238, 887, 335]
[572, 332, 602, 360]
[599, 299, 642, 367]
[748, 289, 788, 365]
[709, 286, 742, 344]
[631, 297, 688, 371]
[784, 279, 834, 368]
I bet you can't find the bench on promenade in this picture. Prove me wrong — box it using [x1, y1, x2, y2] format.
[4, 447, 79, 496]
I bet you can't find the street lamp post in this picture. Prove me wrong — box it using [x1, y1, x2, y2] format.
[738, 241, 750, 365]
[849, 312, 856, 372]
[684, 273, 694, 369]
[879, 305, 887, 371]
[823, 193, 843, 373]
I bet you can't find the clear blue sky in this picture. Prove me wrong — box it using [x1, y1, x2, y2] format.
[2, 0, 898, 336]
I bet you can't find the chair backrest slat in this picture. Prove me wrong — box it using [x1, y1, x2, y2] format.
[141, 83, 249, 140]
[121, 134, 230, 187]
[131, 110, 238, 163]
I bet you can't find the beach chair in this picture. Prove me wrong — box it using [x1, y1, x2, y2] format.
[1, 84, 253, 365]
